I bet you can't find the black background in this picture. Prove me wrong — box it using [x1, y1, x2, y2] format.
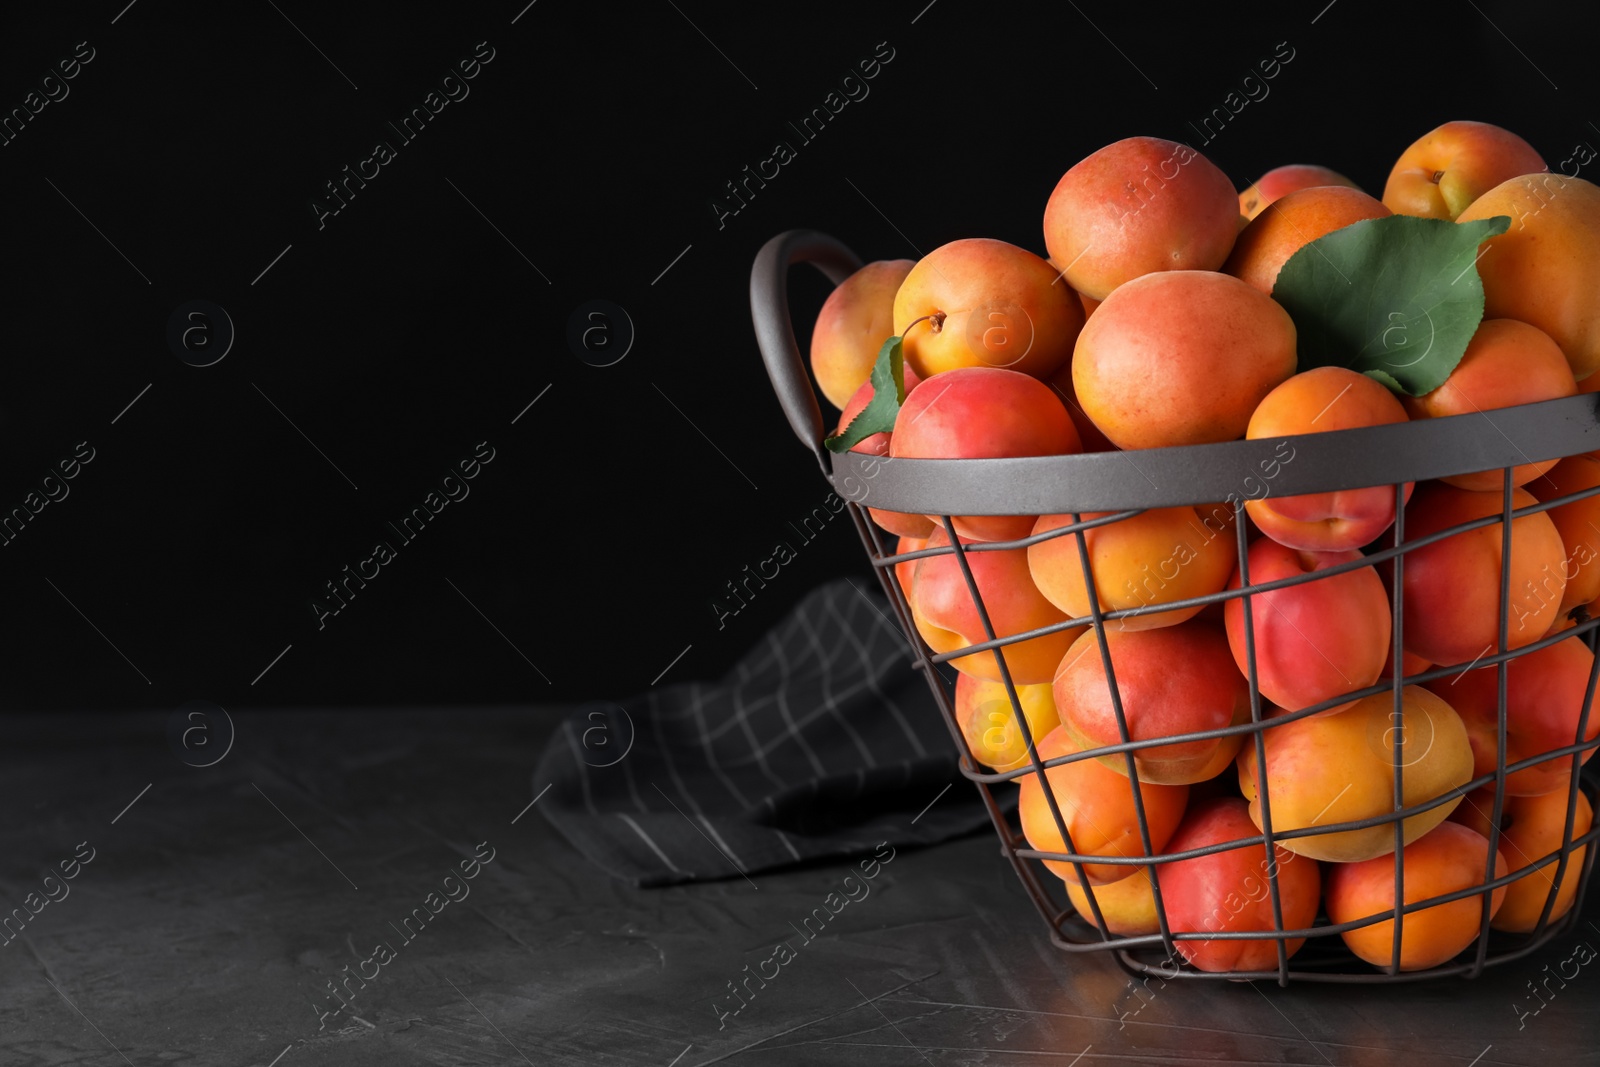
[1, 0, 1594, 711]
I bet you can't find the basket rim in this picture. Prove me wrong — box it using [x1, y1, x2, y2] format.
[830, 392, 1600, 513]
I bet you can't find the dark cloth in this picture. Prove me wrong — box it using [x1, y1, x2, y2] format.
[536, 579, 1003, 886]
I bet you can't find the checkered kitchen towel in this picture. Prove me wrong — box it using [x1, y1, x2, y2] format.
[535, 579, 1001, 886]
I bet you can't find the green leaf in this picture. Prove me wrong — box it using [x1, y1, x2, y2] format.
[1270, 213, 1512, 396]
[1364, 368, 1404, 393]
[823, 335, 906, 453]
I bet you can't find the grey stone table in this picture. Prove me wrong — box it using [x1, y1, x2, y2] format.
[1, 707, 1594, 1066]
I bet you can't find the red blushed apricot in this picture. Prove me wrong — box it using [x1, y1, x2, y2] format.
[1403, 319, 1577, 491]
[1044, 136, 1240, 302]
[954, 673, 1060, 773]
[1527, 453, 1600, 613]
[1054, 622, 1250, 786]
[1018, 725, 1189, 886]
[894, 238, 1083, 380]
[910, 526, 1080, 685]
[811, 259, 915, 409]
[1073, 271, 1297, 450]
[1384, 120, 1545, 221]
[1028, 507, 1235, 631]
[891, 366, 1081, 542]
[1450, 785, 1594, 933]
[1224, 539, 1391, 715]
[1398, 483, 1568, 666]
[1224, 185, 1391, 295]
[1424, 635, 1599, 797]
[835, 364, 932, 539]
[1156, 797, 1322, 973]
[1239, 164, 1362, 220]
[1325, 822, 1507, 971]
[1245, 367, 1413, 551]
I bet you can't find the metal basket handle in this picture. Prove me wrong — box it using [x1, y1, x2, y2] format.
[749, 229, 864, 472]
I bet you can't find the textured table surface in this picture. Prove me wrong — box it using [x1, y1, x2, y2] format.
[1, 707, 1595, 1066]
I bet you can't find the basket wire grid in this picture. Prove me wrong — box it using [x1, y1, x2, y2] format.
[752, 228, 1600, 985]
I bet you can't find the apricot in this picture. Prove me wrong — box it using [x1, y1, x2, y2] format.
[835, 363, 931, 539]
[1245, 367, 1412, 551]
[1238, 688, 1473, 862]
[1424, 635, 1599, 797]
[1398, 483, 1568, 666]
[1017, 724, 1189, 886]
[1224, 185, 1391, 295]
[1402, 319, 1577, 491]
[1383, 120, 1544, 221]
[1450, 785, 1593, 933]
[1054, 622, 1250, 786]
[954, 673, 1060, 773]
[1028, 506, 1235, 631]
[811, 259, 915, 409]
[1044, 136, 1239, 301]
[1526, 453, 1600, 614]
[1073, 271, 1298, 450]
[894, 238, 1083, 380]
[891, 534, 926, 604]
[1224, 539, 1392, 715]
[1239, 164, 1362, 220]
[1458, 174, 1600, 380]
[1156, 797, 1321, 973]
[1066, 865, 1160, 936]
[910, 526, 1080, 685]
[1325, 822, 1507, 971]
[890, 366, 1081, 542]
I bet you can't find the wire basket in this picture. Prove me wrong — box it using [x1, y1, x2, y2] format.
[751, 228, 1600, 985]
